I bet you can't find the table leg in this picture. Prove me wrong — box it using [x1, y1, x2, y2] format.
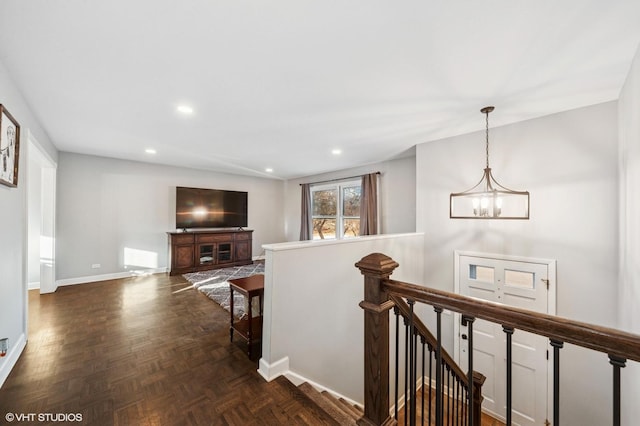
[229, 287, 234, 342]
[247, 293, 253, 358]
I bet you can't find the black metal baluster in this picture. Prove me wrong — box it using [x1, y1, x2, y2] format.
[394, 306, 400, 421]
[428, 345, 433, 426]
[609, 355, 626, 426]
[450, 370, 454, 426]
[415, 330, 420, 424]
[404, 316, 409, 426]
[455, 379, 460, 426]
[550, 339, 563, 426]
[453, 375, 457, 426]
[503, 326, 514, 426]
[435, 306, 444, 426]
[462, 316, 475, 426]
[409, 300, 416, 426]
[442, 362, 446, 423]
[452, 372, 456, 426]
[421, 337, 426, 426]
[463, 386, 467, 426]
[447, 366, 451, 426]
[456, 377, 462, 426]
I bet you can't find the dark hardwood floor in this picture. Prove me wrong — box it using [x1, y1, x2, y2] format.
[0, 273, 331, 425]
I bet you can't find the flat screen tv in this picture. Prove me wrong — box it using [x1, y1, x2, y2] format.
[176, 186, 248, 230]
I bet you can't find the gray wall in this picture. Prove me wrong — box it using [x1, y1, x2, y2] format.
[283, 155, 416, 242]
[619, 44, 640, 423]
[416, 102, 619, 426]
[56, 153, 285, 280]
[0, 59, 58, 386]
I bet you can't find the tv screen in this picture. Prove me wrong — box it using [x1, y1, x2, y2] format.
[176, 187, 248, 229]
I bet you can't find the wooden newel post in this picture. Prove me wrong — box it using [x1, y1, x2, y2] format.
[355, 253, 399, 426]
[472, 371, 486, 425]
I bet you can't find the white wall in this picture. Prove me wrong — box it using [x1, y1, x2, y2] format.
[416, 102, 619, 426]
[259, 233, 424, 403]
[618, 44, 640, 424]
[283, 154, 416, 241]
[0, 59, 58, 387]
[56, 153, 285, 281]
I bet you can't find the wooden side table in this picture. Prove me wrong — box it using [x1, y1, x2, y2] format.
[228, 274, 264, 359]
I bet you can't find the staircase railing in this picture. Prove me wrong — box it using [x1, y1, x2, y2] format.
[355, 253, 640, 426]
[390, 294, 485, 425]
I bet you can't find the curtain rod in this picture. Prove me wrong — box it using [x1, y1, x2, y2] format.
[299, 171, 380, 186]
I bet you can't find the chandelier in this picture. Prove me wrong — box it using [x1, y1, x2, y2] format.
[449, 106, 529, 219]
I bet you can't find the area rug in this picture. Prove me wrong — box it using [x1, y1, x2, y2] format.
[183, 263, 265, 318]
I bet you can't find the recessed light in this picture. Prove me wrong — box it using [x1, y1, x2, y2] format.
[145, 148, 157, 154]
[265, 168, 274, 173]
[177, 105, 194, 115]
[331, 149, 342, 155]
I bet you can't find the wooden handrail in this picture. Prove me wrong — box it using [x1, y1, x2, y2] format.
[384, 279, 640, 362]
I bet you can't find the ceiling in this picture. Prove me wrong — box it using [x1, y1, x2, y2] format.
[1, 1, 639, 180]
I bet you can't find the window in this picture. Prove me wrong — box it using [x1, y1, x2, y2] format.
[469, 264, 495, 283]
[311, 180, 361, 240]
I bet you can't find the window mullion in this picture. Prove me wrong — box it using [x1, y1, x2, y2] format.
[338, 184, 344, 239]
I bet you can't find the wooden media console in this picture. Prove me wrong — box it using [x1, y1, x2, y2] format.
[168, 229, 253, 275]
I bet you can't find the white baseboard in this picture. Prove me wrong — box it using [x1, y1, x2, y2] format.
[56, 267, 168, 287]
[257, 356, 362, 409]
[28, 281, 40, 290]
[0, 333, 27, 389]
[258, 356, 289, 382]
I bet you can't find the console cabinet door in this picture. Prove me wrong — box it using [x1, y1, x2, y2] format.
[235, 240, 251, 262]
[197, 243, 215, 266]
[216, 242, 234, 264]
[174, 245, 195, 270]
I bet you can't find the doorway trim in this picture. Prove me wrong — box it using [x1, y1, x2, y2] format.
[26, 131, 57, 295]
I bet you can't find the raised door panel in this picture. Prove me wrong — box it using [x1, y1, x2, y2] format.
[235, 240, 251, 262]
[197, 233, 232, 243]
[174, 245, 195, 269]
[235, 231, 252, 241]
[171, 233, 194, 244]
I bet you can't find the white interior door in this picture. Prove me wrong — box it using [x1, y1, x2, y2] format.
[455, 252, 555, 426]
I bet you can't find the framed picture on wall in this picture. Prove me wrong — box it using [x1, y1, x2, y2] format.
[0, 104, 21, 188]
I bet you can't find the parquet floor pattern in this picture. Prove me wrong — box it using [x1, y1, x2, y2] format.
[0, 273, 332, 425]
